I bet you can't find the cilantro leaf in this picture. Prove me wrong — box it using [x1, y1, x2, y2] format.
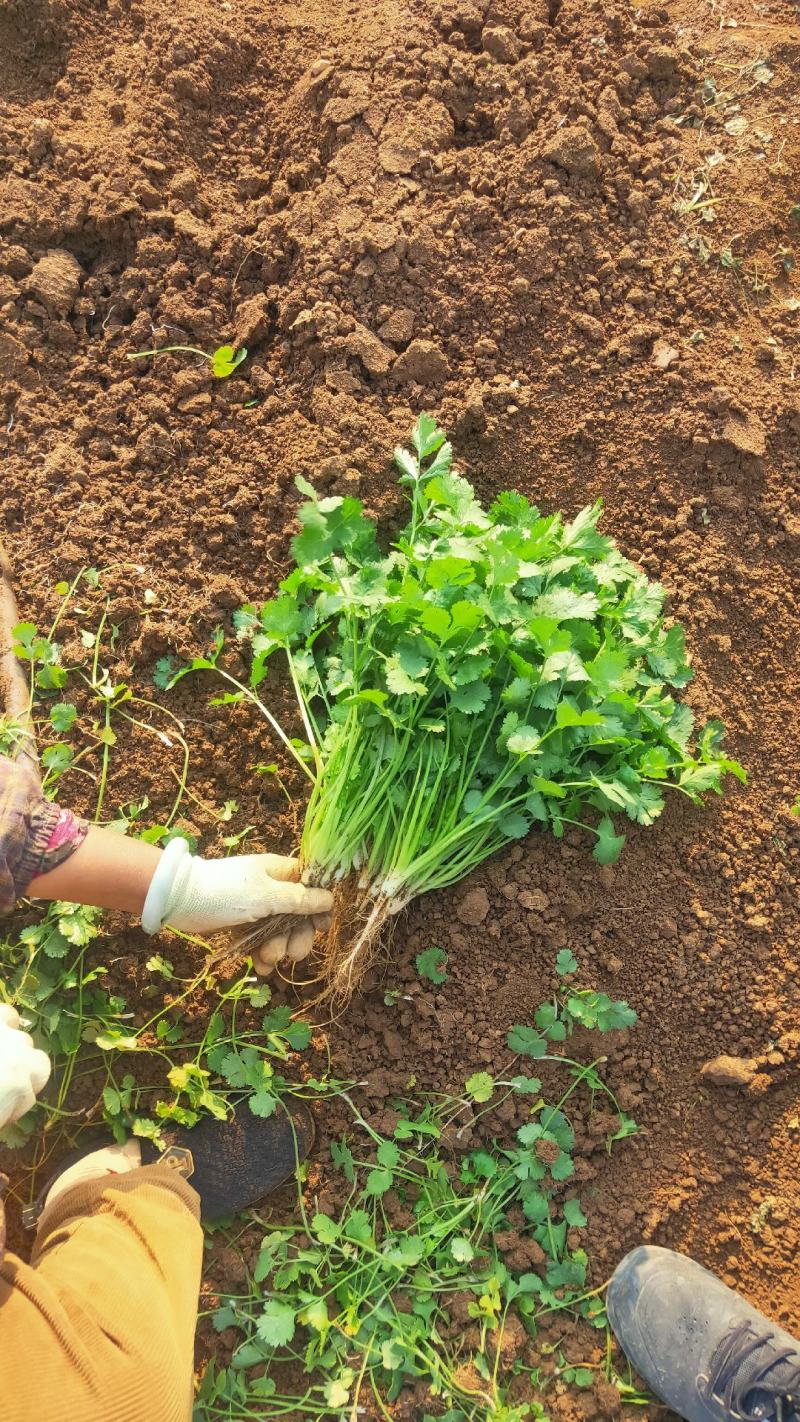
[386, 655, 427, 696]
[563, 1197, 588, 1228]
[509, 1074, 543, 1094]
[507, 1025, 547, 1058]
[49, 703, 77, 733]
[450, 681, 491, 714]
[256, 1301, 296, 1348]
[465, 1071, 494, 1102]
[249, 1090, 279, 1118]
[533, 588, 600, 621]
[593, 816, 626, 865]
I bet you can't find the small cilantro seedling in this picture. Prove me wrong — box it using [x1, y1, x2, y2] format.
[383, 987, 409, 1007]
[49, 702, 77, 733]
[465, 1070, 495, 1103]
[146, 954, 174, 980]
[416, 945, 449, 984]
[507, 955, 637, 1061]
[720, 246, 742, 273]
[127, 342, 247, 379]
[12, 622, 67, 693]
[555, 948, 578, 976]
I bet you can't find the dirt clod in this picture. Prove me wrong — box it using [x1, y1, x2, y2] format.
[700, 1055, 758, 1088]
[344, 322, 395, 376]
[456, 887, 491, 925]
[652, 340, 680, 370]
[482, 26, 521, 63]
[541, 125, 601, 178]
[720, 412, 767, 458]
[392, 338, 450, 384]
[23, 249, 82, 315]
[378, 99, 453, 174]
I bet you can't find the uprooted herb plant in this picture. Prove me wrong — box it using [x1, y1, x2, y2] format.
[197, 956, 638, 1422]
[159, 415, 745, 996]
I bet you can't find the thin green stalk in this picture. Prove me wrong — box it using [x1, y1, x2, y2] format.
[286, 649, 321, 771]
[213, 670, 316, 784]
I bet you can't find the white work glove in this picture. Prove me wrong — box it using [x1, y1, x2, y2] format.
[141, 839, 333, 976]
[0, 1004, 51, 1129]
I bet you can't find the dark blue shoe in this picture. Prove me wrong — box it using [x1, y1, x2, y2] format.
[607, 1247, 800, 1422]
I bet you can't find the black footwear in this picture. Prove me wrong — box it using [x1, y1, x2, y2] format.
[25, 1100, 314, 1228]
[607, 1246, 800, 1422]
[144, 1099, 315, 1221]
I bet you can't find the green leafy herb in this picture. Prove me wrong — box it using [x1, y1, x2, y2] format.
[49, 703, 77, 733]
[162, 416, 745, 997]
[465, 1071, 495, 1103]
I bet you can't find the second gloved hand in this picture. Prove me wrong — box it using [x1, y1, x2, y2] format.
[0, 1004, 51, 1129]
[141, 840, 333, 975]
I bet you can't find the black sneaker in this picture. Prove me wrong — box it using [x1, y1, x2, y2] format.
[25, 1099, 314, 1227]
[607, 1247, 800, 1422]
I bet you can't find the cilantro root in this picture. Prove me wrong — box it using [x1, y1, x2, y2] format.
[176, 416, 745, 997]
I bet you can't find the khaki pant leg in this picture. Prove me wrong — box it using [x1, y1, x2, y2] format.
[0, 1164, 202, 1422]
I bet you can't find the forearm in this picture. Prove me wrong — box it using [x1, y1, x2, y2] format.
[27, 826, 162, 915]
[6, 761, 332, 974]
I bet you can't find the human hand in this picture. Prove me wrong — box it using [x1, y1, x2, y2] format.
[0, 1004, 51, 1129]
[141, 841, 332, 975]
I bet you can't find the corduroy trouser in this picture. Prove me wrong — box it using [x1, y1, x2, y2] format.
[0, 1164, 202, 1421]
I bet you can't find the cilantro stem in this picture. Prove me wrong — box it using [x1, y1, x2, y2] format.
[127, 344, 211, 363]
[213, 670, 316, 784]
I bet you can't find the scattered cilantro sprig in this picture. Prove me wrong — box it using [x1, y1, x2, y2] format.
[0, 900, 335, 1151]
[198, 958, 638, 1422]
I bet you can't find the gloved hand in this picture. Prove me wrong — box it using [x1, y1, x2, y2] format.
[0, 1004, 51, 1128]
[141, 840, 333, 976]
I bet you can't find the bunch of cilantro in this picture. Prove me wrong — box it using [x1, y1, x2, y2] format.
[235, 415, 744, 992]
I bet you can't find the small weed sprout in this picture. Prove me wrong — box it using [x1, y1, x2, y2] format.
[720, 244, 743, 272]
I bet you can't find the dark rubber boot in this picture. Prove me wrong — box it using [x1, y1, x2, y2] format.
[26, 1099, 314, 1227]
[140, 1098, 314, 1220]
[607, 1247, 800, 1422]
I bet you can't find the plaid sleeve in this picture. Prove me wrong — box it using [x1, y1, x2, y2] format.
[0, 757, 89, 913]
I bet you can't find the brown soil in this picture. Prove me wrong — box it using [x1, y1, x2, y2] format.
[2, 0, 800, 1415]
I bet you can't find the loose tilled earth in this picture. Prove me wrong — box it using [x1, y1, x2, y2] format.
[2, 0, 800, 1415]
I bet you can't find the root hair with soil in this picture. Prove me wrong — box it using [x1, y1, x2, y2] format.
[232, 873, 398, 1005]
